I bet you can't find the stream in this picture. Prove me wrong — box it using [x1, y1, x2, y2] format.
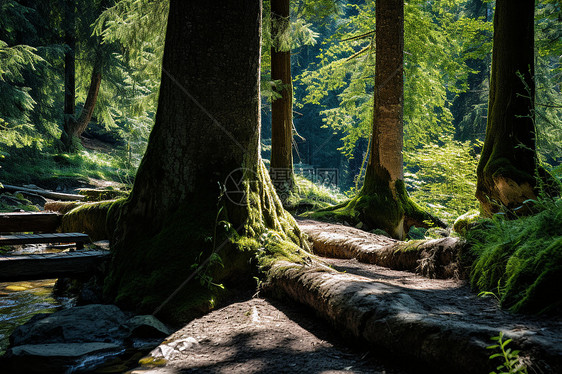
[0, 244, 71, 355]
[0, 279, 61, 354]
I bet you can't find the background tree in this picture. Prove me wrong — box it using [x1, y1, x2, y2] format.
[104, 0, 307, 321]
[269, 0, 295, 200]
[311, 0, 442, 239]
[476, 0, 558, 215]
[60, 0, 76, 150]
[60, 0, 112, 151]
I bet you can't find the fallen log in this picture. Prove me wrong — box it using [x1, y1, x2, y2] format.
[1, 184, 84, 201]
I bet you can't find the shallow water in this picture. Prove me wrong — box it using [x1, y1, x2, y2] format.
[0, 279, 61, 354]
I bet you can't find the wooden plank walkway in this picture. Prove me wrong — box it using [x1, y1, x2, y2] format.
[0, 232, 89, 250]
[0, 250, 110, 281]
[0, 212, 62, 233]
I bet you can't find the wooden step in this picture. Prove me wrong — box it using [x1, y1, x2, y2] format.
[0, 212, 62, 233]
[0, 250, 110, 281]
[0, 232, 90, 250]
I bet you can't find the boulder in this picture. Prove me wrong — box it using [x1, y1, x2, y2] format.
[1, 304, 172, 373]
[2, 343, 122, 373]
[9, 304, 128, 346]
[125, 315, 173, 339]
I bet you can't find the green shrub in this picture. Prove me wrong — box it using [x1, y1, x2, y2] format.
[404, 136, 481, 224]
[285, 175, 345, 214]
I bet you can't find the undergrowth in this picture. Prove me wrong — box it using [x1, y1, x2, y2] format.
[468, 197, 562, 314]
[285, 175, 345, 214]
[487, 331, 528, 374]
[0, 144, 135, 187]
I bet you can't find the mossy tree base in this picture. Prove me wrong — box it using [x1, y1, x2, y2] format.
[104, 162, 310, 324]
[309, 180, 444, 240]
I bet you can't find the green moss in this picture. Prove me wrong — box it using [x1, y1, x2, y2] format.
[61, 198, 126, 240]
[77, 188, 129, 202]
[104, 162, 310, 324]
[138, 356, 167, 367]
[284, 176, 345, 214]
[469, 198, 562, 313]
[453, 210, 480, 235]
[307, 179, 443, 239]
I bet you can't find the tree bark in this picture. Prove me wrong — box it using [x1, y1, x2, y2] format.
[74, 57, 102, 137]
[104, 0, 307, 322]
[269, 0, 294, 201]
[310, 0, 444, 239]
[61, 0, 76, 149]
[360, 0, 406, 238]
[476, 0, 547, 215]
[61, 55, 102, 151]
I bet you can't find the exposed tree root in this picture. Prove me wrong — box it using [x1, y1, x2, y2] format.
[299, 219, 468, 279]
[264, 260, 562, 374]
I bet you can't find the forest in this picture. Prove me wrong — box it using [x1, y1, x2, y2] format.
[0, 0, 561, 373]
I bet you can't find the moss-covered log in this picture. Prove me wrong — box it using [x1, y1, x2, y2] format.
[299, 219, 467, 279]
[476, 0, 559, 215]
[103, 0, 309, 324]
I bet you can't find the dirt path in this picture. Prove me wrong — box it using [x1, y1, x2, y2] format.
[131, 296, 410, 374]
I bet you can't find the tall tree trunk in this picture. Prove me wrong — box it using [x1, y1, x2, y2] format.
[361, 0, 406, 238]
[104, 0, 307, 322]
[311, 0, 443, 239]
[61, 0, 76, 149]
[270, 0, 294, 201]
[475, 0, 550, 215]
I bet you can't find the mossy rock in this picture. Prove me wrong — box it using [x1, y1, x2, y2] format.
[453, 210, 480, 235]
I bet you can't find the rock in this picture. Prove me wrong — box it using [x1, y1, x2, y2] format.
[1, 343, 122, 373]
[125, 315, 172, 339]
[150, 337, 200, 361]
[2, 304, 172, 373]
[10, 304, 127, 346]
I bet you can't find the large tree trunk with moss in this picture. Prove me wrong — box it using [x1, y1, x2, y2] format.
[310, 0, 442, 239]
[103, 0, 307, 323]
[269, 0, 294, 201]
[476, 0, 543, 215]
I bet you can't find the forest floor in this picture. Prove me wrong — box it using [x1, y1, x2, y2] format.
[130, 295, 410, 374]
[132, 220, 562, 374]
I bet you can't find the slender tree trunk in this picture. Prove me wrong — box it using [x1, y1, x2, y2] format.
[475, 0, 546, 215]
[270, 0, 294, 201]
[74, 57, 102, 137]
[104, 0, 307, 322]
[452, 0, 490, 140]
[61, 0, 76, 149]
[366, 0, 405, 185]
[312, 0, 443, 239]
[61, 54, 102, 151]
